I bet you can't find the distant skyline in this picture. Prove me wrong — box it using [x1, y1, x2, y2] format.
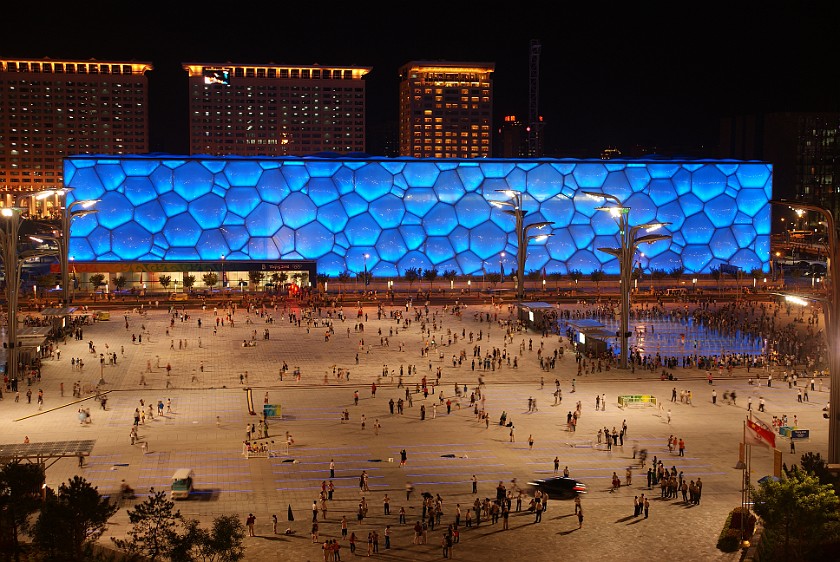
[3, 3, 837, 157]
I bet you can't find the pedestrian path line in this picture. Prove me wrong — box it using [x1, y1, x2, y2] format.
[13, 390, 111, 422]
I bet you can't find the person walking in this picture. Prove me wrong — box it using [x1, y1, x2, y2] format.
[644, 496, 650, 518]
[246, 513, 256, 537]
[554, 456, 560, 474]
[528, 434, 534, 450]
[329, 459, 335, 479]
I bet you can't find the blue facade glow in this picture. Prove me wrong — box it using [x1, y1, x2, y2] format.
[63, 156, 772, 275]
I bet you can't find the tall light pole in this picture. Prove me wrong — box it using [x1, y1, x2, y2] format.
[771, 199, 840, 463]
[585, 191, 671, 369]
[220, 254, 226, 290]
[491, 190, 554, 301]
[61, 199, 98, 306]
[0, 208, 58, 387]
[364, 253, 370, 288]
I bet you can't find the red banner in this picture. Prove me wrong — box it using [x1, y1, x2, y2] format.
[747, 416, 776, 449]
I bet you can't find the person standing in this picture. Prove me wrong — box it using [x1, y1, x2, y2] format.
[329, 459, 335, 479]
[246, 513, 256, 537]
[272, 514, 278, 534]
[712, 389, 717, 405]
[471, 474, 478, 494]
[534, 498, 543, 522]
[400, 448, 407, 467]
[577, 507, 584, 528]
[553, 456, 560, 474]
[528, 434, 534, 450]
[644, 496, 650, 518]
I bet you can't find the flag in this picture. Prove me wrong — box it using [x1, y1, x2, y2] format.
[746, 414, 776, 449]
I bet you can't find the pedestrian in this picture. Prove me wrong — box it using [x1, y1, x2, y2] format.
[554, 456, 560, 474]
[272, 514, 278, 534]
[330, 459, 335, 478]
[667, 409, 672, 424]
[246, 513, 256, 537]
[644, 496, 650, 518]
[577, 508, 584, 528]
[471, 474, 477, 494]
[528, 434, 534, 450]
[790, 438, 796, 454]
[712, 389, 717, 405]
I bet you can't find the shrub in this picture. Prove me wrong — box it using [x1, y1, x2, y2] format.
[718, 507, 755, 552]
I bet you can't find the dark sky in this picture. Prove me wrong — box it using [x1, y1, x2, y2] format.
[3, 3, 837, 157]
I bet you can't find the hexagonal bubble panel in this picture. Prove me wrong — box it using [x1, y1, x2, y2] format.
[307, 177, 340, 206]
[705, 194, 738, 228]
[124, 176, 159, 206]
[189, 193, 227, 229]
[397, 251, 433, 274]
[423, 203, 459, 236]
[710, 229, 739, 260]
[255, 168, 291, 204]
[64, 156, 770, 276]
[369, 194, 406, 229]
[403, 188, 438, 218]
[317, 201, 349, 232]
[295, 222, 334, 259]
[377, 229, 408, 263]
[173, 161, 214, 201]
[345, 214, 382, 246]
[468, 221, 506, 260]
[454, 193, 492, 229]
[247, 237, 281, 260]
[681, 245, 714, 273]
[691, 165, 727, 202]
[425, 237, 456, 265]
[163, 213, 202, 247]
[272, 226, 296, 256]
[96, 191, 134, 230]
[546, 230, 578, 261]
[245, 202, 282, 237]
[316, 252, 347, 276]
[196, 230, 231, 259]
[280, 192, 318, 229]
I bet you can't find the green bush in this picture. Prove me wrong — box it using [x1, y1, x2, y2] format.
[718, 507, 755, 552]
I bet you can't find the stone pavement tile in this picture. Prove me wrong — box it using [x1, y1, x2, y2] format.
[2, 299, 824, 561]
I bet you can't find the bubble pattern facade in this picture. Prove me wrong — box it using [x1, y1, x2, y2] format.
[63, 156, 772, 276]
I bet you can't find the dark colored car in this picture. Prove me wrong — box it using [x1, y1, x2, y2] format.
[526, 476, 587, 500]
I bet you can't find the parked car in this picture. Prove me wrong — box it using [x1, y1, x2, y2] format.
[526, 476, 587, 500]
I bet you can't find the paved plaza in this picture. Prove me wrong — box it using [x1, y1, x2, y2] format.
[0, 296, 829, 561]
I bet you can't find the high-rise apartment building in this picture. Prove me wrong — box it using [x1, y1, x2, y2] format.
[0, 57, 152, 215]
[184, 63, 371, 157]
[398, 61, 494, 158]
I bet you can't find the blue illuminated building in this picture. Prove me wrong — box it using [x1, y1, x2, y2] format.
[63, 155, 771, 277]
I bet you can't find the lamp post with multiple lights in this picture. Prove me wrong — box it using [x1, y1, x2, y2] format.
[771, 199, 840, 463]
[60, 199, 98, 305]
[584, 191, 671, 370]
[1, 207, 60, 386]
[491, 190, 554, 301]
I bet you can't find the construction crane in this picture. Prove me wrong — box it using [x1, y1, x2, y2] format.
[527, 39, 544, 158]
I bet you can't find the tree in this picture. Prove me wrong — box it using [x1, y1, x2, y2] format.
[751, 466, 840, 560]
[442, 269, 458, 289]
[527, 269, 542, 292]
[422, 267, 439, 290]
[32, 475, 117, 561]
[114, 276, 127, 292]
[589, 269, 605, 295]
[568, 269, 583, 290]
[337, 271, 351, 295]
[316, 273, 330, 293]
[486, 272, 502, 288]
[248, 270, 264, 291]
[89, 273, 106, 293]
[35, 273, 58, 295]
[202, 273, 219, 289]
[182, 275, 196, 292]
[171, 515, 246, 562]
[403, 268, 420, 290]
[159, 275, 172, 290]
[710, 267, 722, 292]
[112, 488, 183, 561]
[668, 266, 685, 283]
[549, 271, 563, 291]
[0, 461, 45, 557]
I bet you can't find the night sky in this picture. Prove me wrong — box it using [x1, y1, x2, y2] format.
[3, 3, 837, 157]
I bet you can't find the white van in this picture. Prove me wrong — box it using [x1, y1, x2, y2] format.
[170, 468, 194, 499]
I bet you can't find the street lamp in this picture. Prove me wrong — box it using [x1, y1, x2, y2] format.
[0, 208, 59, 387]
[220, 254, 226, 289]
[491, 190, 554, 301]
[771, 198, 840, 463]
[584, 191, 671, 369]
